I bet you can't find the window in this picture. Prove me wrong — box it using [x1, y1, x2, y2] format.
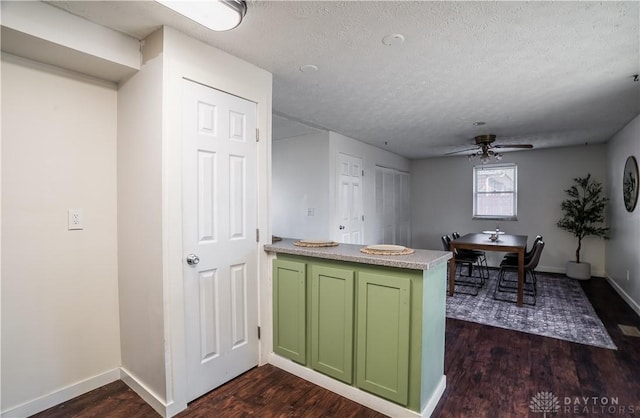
[473, 163, 517, 220]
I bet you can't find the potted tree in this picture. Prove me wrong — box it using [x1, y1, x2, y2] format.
[557, 174, 609, 280]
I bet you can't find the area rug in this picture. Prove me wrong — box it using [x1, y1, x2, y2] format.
[446, 269, 617, 350]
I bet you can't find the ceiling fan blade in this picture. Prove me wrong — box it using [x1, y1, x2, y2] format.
[493, 144, 534, 149]
[444, 147, 478, 155]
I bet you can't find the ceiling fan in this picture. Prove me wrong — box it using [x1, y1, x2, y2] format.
[446, 134, 533, 162]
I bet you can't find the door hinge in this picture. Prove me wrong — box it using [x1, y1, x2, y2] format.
[362, 169, 364, 177]
[256, 128, 260, 142]
[362, 215, 365, 221]
[258, 326, 261, 340]
[256, 228, 260, 242]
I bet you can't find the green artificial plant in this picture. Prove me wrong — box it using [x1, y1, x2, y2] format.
[557, 174, 609, 263]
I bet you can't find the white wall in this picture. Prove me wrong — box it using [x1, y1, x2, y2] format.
[0, 1, 140, 83]
[272, 131, 409, 244]
[117, 29, 167, 412]
[411, 145, 608, 275]
[272, 132, 331, 239]
[329, 131, 410, 244]
[1, 54, 120, 415]
[605, 114, 640, 315]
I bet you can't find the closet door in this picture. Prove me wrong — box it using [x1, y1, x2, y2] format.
[382, 168, 395, 243]
[397, 172, 411, 247]
[375, 166, 410, 245]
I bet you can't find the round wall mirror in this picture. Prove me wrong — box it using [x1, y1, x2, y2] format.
[623, 156, 638, 212]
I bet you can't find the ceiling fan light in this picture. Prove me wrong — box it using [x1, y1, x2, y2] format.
[495, 153, 503, 161]
[157, 0, 247, 31]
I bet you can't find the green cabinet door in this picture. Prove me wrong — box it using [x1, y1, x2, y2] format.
[310, 265, 355, 384]
[273, 259, 307, 364]
[356, 271, 411, 405]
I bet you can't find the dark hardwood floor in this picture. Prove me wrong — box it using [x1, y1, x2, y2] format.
[434, 277, 640, 417]
[32, 278, 640, 418]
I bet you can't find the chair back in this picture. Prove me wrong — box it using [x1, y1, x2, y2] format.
[441, 235, 452, 251]
[524, 240, 545, 270]
[452, 232, 461, 239]
[531, 235, 543, 248]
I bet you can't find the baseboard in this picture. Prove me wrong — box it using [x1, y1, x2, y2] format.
[0, 368, 120, 418]
[537, 265, 565, 274]
[605, 275, 640, 317]
[421, 375, 446, 417]
[270, 353, 440, 418]
[531, 265, 606, 278]
[120, 367, 169, 417]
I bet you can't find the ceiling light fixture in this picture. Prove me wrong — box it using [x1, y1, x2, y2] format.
[157, 0, 247, 31]
[469, 148, 503, 164]
[446, 135, 533, 161]
[467, 135, 508, 163]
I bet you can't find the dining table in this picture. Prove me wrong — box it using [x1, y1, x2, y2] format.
[448, 233, 529, 307]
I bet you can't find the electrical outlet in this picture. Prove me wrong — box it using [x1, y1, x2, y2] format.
[68, 209, 83, 230]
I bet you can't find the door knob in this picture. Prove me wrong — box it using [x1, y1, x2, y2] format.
[339, 225, 345, 230]
[186, 254, 200, 265]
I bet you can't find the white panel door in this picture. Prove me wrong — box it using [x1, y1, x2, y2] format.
[336, 153, 364, 244]
[398, 172, 411, 246]
[375, 166, 410, 245]
[374, 166, 384, 243]
[382, 168, 395, 243]
[182, 80, 258, 402]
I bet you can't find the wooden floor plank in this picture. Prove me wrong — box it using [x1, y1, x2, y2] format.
[31, 278, 640, 418]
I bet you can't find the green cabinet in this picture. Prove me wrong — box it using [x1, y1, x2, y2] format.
[356, 271, 411, 405]
[271, 254, 441, 413]
[310, 265, 355, 384]
[272, 259, 307, 364]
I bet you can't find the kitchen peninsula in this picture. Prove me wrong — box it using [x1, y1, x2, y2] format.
[264, 239, 451, 417]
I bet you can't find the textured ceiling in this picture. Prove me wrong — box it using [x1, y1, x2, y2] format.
[49, 1, 640, 158]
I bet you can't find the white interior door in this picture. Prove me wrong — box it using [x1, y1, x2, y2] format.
[397, 172, 411, 246]
[375, 166, 410, 245]
[182, 80, 258, 402]
[337, 153, 364, 244]
[382, 168, 395, 243]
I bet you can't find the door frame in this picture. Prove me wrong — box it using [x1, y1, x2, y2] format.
[161, 33, 273, 417]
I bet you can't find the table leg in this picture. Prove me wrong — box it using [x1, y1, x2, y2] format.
[517, 248, 524, 307]
[449, 252, 455, 297]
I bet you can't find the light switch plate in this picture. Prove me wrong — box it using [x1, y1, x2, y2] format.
[68, 209, 83, 230]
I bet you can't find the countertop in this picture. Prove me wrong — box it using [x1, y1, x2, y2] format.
[264, 238, 451, 271]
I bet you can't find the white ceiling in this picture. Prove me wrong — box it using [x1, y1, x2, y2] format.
[48, 1, 640, 159]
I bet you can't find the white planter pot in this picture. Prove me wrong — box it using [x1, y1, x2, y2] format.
[566, 261, 591, 280]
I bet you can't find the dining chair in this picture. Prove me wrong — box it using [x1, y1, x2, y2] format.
[442, 234, 484, 296]
[502, 235, 542, 262]
[493, 240, 545, 306]
[452, 231, 489, 280]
